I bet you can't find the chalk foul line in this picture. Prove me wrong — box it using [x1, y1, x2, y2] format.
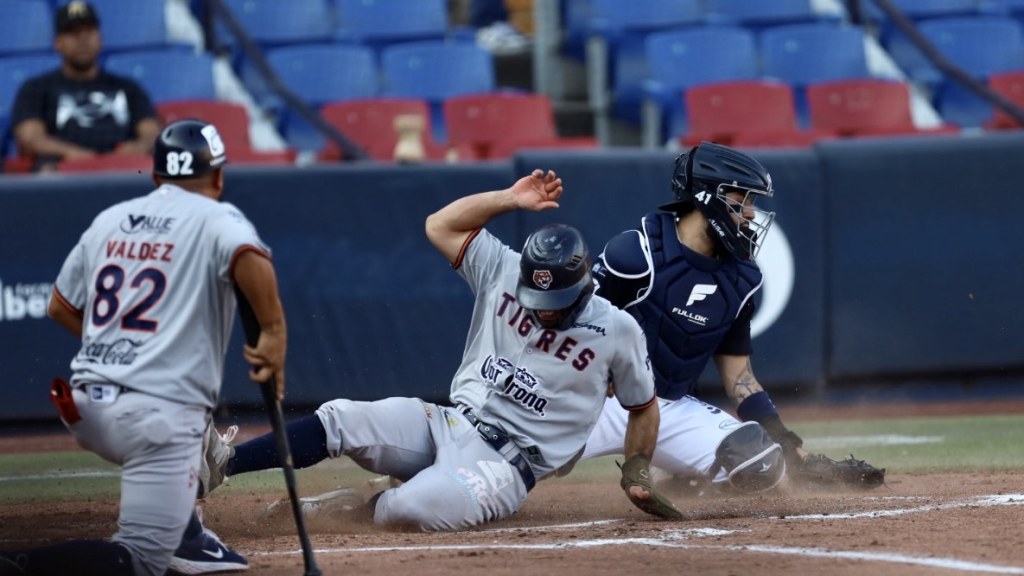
[251, 494, 1024, 574]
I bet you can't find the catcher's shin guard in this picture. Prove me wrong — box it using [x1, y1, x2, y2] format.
[713, 422, 785, 493]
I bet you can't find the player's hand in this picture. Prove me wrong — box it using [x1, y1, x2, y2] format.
[618, 455, 685, 520]
[510, 169, 562, 212]
[243, 323, 286, 400]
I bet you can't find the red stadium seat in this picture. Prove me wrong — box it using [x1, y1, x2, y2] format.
[319, 98, 455, 162]
[443, 93, 596, 160]
[157, 100, 296, 165]
[680, 80, 821, 147]
[57, 153, 152, 173]
[806, 78, 958, 137]
[987, 71, 1024, 130]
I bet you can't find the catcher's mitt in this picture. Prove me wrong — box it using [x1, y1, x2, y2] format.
[618, 455, 685, 520]
[793, 453, 886, 490]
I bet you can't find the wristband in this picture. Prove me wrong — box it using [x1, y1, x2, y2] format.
[736, 390, 778, 423]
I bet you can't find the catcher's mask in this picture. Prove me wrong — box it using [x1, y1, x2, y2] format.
[516, 223, 595, 331]
[661, 141, 775, 260]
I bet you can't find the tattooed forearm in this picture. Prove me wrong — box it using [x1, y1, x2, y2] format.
[729, 360, 763, 404]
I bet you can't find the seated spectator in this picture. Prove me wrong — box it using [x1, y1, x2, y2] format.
[9, 1, 162, 172]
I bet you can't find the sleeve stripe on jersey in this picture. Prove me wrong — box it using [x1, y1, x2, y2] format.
[51, 287, 83, 318]
[622, 394, 657, 412]
[228, 244, 272, 283]
[452, 228, 482, 270]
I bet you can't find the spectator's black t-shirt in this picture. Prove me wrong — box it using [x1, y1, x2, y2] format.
[10, 69, 157, 154]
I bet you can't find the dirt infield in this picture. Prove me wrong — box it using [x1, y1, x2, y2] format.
[1, 400, 1023, 575]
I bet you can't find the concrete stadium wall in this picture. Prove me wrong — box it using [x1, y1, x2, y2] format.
[1, 133, 1022, 421]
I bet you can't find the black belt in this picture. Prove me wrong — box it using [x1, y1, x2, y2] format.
[458, 406, 536, 492]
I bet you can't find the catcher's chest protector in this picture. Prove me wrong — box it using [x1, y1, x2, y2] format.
[634, 213, 762, 400]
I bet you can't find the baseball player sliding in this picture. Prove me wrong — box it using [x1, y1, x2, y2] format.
[197, 168, 683, 530]
[0, 119, 287, 576]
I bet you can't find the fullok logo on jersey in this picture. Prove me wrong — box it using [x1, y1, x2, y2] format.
[532, 270, 553, 289]
[120, 214, 175, 235]
[687, 284, 718, 306]
[672, 307, 709, 326]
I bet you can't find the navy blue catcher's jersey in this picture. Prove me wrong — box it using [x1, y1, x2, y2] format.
[592, 212, 762, 400]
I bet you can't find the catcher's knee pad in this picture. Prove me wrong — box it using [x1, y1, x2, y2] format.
[714, 422, 785, 493]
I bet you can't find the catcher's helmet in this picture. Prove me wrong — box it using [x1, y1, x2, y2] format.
[152, 119, 227, 179]
[516, 223, 595, 330]
[661, 141, 775, 260]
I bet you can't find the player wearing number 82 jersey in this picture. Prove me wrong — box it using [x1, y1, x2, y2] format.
[2, 119, 287, 576]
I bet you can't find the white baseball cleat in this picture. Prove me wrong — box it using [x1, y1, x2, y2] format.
[199, 423, 237, 497]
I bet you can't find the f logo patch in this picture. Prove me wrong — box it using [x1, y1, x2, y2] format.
[687, 284, 718, 306]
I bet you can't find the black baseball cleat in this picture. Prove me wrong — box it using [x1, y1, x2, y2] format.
[169, 523, 248, 574]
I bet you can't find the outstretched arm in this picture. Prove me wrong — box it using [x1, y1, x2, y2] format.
[425, 169, 562, 264]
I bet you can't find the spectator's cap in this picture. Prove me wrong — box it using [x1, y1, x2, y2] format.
[55, 1, 100, 34]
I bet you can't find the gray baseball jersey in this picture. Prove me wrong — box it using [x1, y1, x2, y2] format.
[53, 183, 269, 409]
[449, 229, 655, 480]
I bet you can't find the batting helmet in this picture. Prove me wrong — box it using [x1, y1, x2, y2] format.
[516, 223, 594, 330]
[152, 119, 227, 179]
[660, 141, 775, 260]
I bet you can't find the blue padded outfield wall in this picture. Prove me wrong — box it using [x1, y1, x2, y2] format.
[1, 133, 1022, 421]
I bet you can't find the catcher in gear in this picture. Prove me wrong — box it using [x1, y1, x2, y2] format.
[580, 141, 885, 494]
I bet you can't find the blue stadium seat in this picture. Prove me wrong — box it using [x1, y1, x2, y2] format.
[333, 0, 447, 48]
[562, 0, 704, 61]
[704, 0, 837, 29]
[104, 50, 216, 103]
[0, 1, 54, 55]
[216, 0, 333, 48]
[885, 16, 1024, 86]
[381, 41, 495, 142]
[865, 0, 979, 25]
[54, 0, 168, 51]
[0, 54, 61, 122]
[760, 22, 870, 88]
[642, 26, 760, 139]
[261, 44, 379, 151]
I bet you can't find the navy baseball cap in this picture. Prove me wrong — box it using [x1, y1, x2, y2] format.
[55, 1, 100, 34]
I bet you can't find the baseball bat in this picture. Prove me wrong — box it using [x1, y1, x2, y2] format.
[233, 285, 321, 576]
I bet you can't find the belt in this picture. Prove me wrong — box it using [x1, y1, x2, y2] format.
[458, 406, 536, 492]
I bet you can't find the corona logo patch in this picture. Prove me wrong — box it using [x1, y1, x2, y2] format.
[533, 270, 553, 289]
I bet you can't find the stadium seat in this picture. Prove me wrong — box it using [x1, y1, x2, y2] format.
[641, 26, 760, 143]
[333, 0, 448, 47]
[156, 100, 295, 165]
[987, 70, 1024, 129]
[319, 98, 451, 162]
[562, 0, 704, 60]
[216, 0, 333, 48]
[806, 78, 959, 137]
[104, 50, 216, 104]
[760, 22, 871, 88]
[57, 153, 151, 173]
[679, 80, 821, 147]
[53, 0, 168, 52]
[0, 1, 53, 55]
[885, 16, 1024, 87]
[248, 44, 378, 152]
[443, 93, 596, 160]
[704, 0, 836, 29]
[380, 41, 496, 142]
